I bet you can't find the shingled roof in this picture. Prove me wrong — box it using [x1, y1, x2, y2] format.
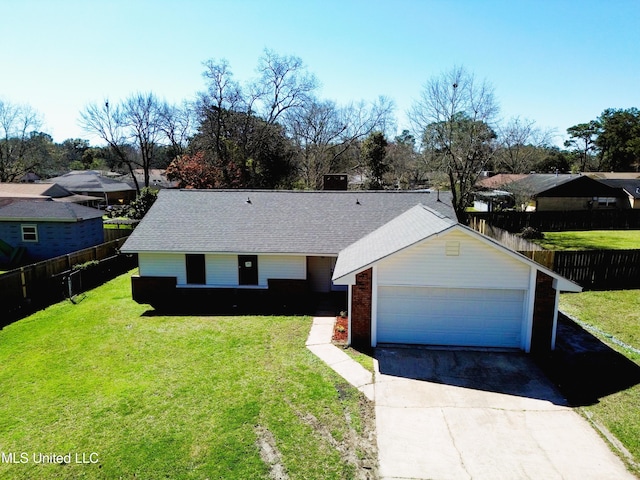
[332, 204, 457, 281]
[0, 200, 104, 222]
[121, 189, 456, 255]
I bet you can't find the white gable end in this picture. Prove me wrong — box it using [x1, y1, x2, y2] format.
[377, 229, 531, 290]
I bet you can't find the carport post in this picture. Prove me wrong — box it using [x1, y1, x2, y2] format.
[347, 284, 353, 345]
[371, 266, 378, 347]
[551, 279, 561, 350]
[524, 268, 537, 353]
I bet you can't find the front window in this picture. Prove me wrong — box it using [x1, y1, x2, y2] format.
[21, 224, 38, 242]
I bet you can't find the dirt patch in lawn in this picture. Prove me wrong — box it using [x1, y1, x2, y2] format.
[255, 425, 289, 480]
[293, 393, 378, 480]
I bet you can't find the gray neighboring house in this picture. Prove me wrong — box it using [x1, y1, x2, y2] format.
[44, 171, 136, 206]
[598, 178, 640, 209]
[121, 189, 581, 352]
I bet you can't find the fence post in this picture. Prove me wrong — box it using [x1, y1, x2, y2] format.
[20, 267, 27, 299]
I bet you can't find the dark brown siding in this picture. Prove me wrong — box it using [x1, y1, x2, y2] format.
[351, 268, 372, 348]
[530, 271, 556, 354]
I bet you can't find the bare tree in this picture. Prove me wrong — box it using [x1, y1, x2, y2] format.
[123, 92, 167, 189]
[495, 117, 555, 173]
[409, 66, 499, 222]
[80, 92, 169, 192]
[255, 49, 318, 125]
[0, 100, 43, 182]
[287, 96, 395, 189]
[159, 101, 195, 159]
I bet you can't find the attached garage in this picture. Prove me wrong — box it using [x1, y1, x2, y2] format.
[377, 286, 526, 348]
[332, 205, 582, 353]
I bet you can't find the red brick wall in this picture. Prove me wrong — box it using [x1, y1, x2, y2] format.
[351, 268, 372, 348]
[530, 271, 556, 354]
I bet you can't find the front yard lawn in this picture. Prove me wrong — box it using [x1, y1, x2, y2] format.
[535, 230, 640, 250]
[559, 290, 640, 473]
[0, 272, 375, 479]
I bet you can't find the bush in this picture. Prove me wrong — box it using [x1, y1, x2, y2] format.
[519, 227, 545, 239]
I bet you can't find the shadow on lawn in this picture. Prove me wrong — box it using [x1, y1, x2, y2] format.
[140, 291, 346, 318]
[535, 313, 640, 407]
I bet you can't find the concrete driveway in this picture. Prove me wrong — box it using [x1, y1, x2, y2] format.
[375, 347, 634, 480]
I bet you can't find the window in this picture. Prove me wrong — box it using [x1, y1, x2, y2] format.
[21, 225, 38, 242]
[596, 197, 617, 207]
[186, 254, 206, 284]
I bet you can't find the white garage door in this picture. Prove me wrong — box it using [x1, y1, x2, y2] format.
[377, 286, 525, 348]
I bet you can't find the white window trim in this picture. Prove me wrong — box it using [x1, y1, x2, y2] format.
[21, 224, 38, 242]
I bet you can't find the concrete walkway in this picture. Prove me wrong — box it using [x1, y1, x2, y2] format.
[306, 318, 635, 480]
[305, 317, 375, 401]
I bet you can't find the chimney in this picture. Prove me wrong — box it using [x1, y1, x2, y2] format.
[323, 174, 348, 190]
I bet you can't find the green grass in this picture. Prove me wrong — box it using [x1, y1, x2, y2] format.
[0, 272, 374, 479]
[342, 347, 375, 373]
[559, 290, 640, 468]
[535, 230, 640, 250]
[560, 290, 640, 353]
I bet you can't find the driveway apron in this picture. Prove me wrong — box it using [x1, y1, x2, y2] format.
[374, 348, 634, 480]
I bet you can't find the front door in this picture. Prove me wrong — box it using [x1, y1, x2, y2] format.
[238, 255, 258, 285]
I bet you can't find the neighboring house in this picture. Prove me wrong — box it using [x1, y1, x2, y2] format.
[475, 173, 527, 190]
[44, 171, 137, 206]
[114, 169, 178, 191]
[332, 205, 581, 353]
[0, 200, 104, 263]
[597, 179, 640, 209]
[0, 182, 102, 207]
[474, 174, 528, 211]
[121, 189, 581, 353]
[499, 174, 624, 211]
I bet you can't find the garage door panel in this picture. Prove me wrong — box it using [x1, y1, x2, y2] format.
[377, 287, 525, 348]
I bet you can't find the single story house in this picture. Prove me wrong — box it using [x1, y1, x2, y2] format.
[0, 200, 104, 264]
[121, 189, 581, 353]
[597, 179, 640, 209]
[0, 182, 102, 207]
[498, 174, 625, 211]
[44, 171, 136, 206]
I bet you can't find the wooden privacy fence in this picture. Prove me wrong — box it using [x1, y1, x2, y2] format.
[470, 217, 544, 252]
[519, 249, 640, 290]
[471, 219, 640, 290]
[552, 249, 640, 290]
[0, 237, 136, 323]
[470, 210, 640, 233]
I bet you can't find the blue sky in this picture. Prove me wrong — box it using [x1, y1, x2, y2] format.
[1, 0, 639, 146]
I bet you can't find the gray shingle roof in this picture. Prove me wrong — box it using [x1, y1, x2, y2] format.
[0, 200, 104, 221]
[332, 204, 457, 281]
[599, 179, 640, 199]
[44, 172, 136, 193]
[121, 189, 456, 255]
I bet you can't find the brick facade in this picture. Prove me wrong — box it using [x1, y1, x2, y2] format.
[351, 268, 372, 348]
[530, 270, 556, 354]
